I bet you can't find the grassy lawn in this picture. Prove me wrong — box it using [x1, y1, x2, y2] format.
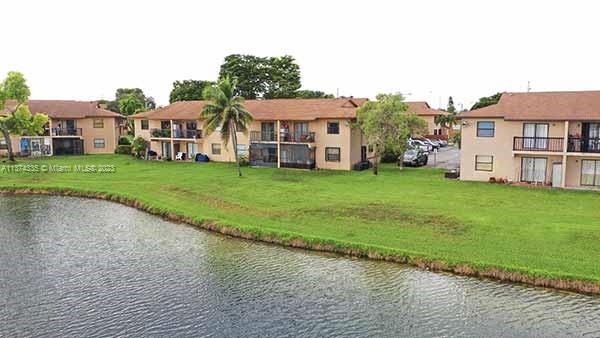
[1, 154, 600, 283]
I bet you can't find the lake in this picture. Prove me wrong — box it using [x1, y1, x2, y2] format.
[1, 195, 599, 338]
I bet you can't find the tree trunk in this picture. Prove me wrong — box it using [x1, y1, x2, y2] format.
[1, 127, 15, 162]
[230, 121, 242, 177]
[398, 150, 405, 170]
[373, 146, 379, 176]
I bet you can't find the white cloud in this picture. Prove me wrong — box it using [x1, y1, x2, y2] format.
[2, 0, 599, 109]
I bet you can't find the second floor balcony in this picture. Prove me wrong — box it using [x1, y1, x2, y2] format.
[567, 137, 600, 153]
[150, 129, 171, 138]
[513, 137, 564, 152]
[173, 129, 203, 139]
[250, 130, 277, 142]
[280, 131, 316, 143]
[51, 128, 82, 137]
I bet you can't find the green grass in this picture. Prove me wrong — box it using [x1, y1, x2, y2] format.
[1, 154, 600, 283]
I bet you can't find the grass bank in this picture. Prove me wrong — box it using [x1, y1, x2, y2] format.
[1, 155, 600, 294]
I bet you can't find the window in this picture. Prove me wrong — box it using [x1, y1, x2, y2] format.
[521, 157, 547, 183]
[94, 139, 106, 148]
[211, 143, 221, 155]
[325, 147, 341, 162]
[93, 119, 104, 128]
[186, 121, 197, 130]
[581, 160, 600, 186]
[475, 155, 493, 171]
[523, 123, 549, 149]
[141, 120, 149, 130]
[0, 139, 7, 149]
[327, 121, 340, 134]
[477, 121, 495, 137]
[237, 144, 248, 156]
[161, 121, 171, 130]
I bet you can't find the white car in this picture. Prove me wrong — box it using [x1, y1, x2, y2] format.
[408, 139, 432, 152]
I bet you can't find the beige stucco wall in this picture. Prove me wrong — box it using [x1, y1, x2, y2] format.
[77, 117, 118, 154]
[1, 117, 120, 156]
[460, 118, 566, 182]
[134, 117, 363, 170]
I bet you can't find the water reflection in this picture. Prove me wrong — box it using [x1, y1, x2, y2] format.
[1, 195, 599, 338]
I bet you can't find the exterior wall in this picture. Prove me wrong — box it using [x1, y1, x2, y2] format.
[135, 117, 362, 170]
[312, 119, 352, 170]
[460, 118, 566, 182]
[77, 117, 118, 154]
[1, 117, 120, 157]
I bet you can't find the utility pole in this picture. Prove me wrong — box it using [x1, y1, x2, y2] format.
[527, 81, 531, 92]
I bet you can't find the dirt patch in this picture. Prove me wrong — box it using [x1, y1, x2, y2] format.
[304, 203, 468, 236]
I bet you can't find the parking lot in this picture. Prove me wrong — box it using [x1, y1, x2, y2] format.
[425, 145, 460, 169]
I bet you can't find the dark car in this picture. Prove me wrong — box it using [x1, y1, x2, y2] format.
[401, 148, 428, 167]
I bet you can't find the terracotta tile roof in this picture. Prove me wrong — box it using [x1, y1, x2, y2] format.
[1, 100, 123, 119]
[459, 91, 600, 121]
[130, 98, 369, 121]
[406, 101, 448, 116]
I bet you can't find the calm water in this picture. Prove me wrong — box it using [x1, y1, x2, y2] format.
[1, 196, 599, 338]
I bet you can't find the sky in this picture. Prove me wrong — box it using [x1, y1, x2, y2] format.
[2, 0, 600, 110]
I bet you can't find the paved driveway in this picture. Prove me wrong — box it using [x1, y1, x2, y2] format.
[426, 145, 459, 169]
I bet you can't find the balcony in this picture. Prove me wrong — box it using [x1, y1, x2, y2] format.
[51, 128, 82, 137]
[567, 137, 600, 153]
[280, 132, 316, 143]
[513, 137, 563, 152]
[173, 129, 203, 139]
[150, 129, 171, 138]
[250, 130, 277, 142]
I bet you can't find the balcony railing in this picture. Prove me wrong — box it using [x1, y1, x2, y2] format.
[150, 129, 171, 138]
[567, 137, 600, 153]
[280, 132, 316, 143]
[173, 129, 202, 139]
[51, 128, 82, 137]
[513, 137, 563, 152]
[250, 130, 277, 142]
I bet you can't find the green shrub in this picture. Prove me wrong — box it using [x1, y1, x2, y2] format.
[132, 137, 147, 158]
[118, 136, 132, 145]
[115, 145, 133, 155]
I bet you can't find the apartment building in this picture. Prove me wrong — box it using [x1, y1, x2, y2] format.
[0, 100, 125, 157]
[406, 101, 449, 137]
[130, 98, 370, 170]
[460, 91, 600, 189]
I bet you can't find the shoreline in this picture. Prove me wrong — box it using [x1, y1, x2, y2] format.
[1, 187, 599, 296]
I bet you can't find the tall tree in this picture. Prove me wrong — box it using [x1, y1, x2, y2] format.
[356, 94, 426, 175]
[118, 94, 145, 116]
[219, 54, 301, 99]
[294, 90, 335, 99]
[106, 88, 155, 112]
[262, 55, 301, 99]
[119, 94, 146, 136]
[169, 80, 215, 103]
[0, 72, 49, 161]
[447, 96, 456, 115]
[471, 92, 502, 110]
[201, 77, 253, 177]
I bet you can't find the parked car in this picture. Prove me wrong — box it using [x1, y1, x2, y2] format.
[421, 138, 441, 150]
[438, 139, 448, 147]
[401, 148, 428, 167]
[408, 139, 432, 152]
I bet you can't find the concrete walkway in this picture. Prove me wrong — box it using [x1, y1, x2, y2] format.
[426, 145, 460, 170]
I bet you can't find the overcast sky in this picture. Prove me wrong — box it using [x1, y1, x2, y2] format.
[2, 0, 600, 109]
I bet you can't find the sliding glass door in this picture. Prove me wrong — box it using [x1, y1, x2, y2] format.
[523, 123, 548, 149]
[521, 157, 547, 183]
[581, 160, 600, 186]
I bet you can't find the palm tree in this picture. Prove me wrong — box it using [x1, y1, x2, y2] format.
[201, 77, 253, 177]
[434, 113, 458, 132]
